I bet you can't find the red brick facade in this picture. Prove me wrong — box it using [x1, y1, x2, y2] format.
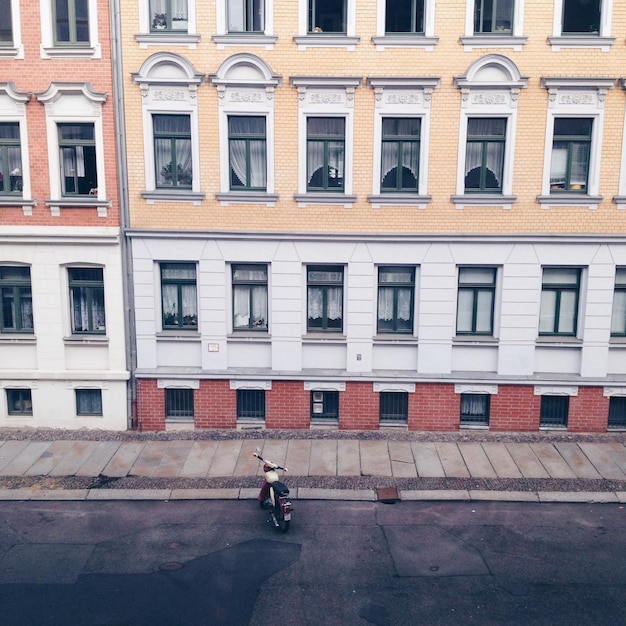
[135, 379, 612, 433]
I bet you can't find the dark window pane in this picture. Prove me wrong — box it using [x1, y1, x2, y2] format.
[379, 392, 408, 423]
[237, 389, 265, 419]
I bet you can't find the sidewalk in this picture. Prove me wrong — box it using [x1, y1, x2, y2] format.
[0, 431, 625, 503]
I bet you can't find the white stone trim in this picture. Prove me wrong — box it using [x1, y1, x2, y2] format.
[455, 384, 498, 395]
[158, 379, 200, 389]
[230, 380, 272, 390]
[534, 385, 578, 396]
[373, 382, 415, 393]
[604, 387, 626, 397]
[304, 381, 346, 391]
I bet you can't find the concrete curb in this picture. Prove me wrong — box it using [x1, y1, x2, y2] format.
[1, 488, 625, 504]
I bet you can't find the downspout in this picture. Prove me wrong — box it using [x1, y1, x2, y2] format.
[110, 0, 138, 429]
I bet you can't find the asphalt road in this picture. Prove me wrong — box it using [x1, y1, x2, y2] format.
[0, 499, 625, 625]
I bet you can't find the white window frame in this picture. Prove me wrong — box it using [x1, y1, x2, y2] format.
[294, 0, 359, 50]
[613, 79, 626, 209]
[538, 78, 614, 209]
[210, 54, 280, 206]
[132, 52, 205, 205]
[0, 83, 33, 215]
[453, 55, 527, 209]
[39, 0, 101, 58]
[136, 0, 199, 49]
[213, 0, 276, 49]
[0, 0, 24, 58]
[549, 0, 614, 51]
[36, 83, 110, 216]
[291, 76, 361, 207]
[461, 0, 526, 51]
[368, 77, 439, 207]
[372, 0, 438, 50]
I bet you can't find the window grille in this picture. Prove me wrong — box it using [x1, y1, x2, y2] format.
[165, 388, 194, 421]
[539, 395, 569, 428]
[237, 389, 265, 419]
[608, 397, 626, 429]
[460, 393, 490, 426]
[379, 391, 408, 423]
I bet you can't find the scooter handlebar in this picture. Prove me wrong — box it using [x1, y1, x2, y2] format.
[253, 452, 287, 472]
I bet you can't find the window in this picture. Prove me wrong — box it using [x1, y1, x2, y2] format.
[381, 118, 420, 192]
[379, 391, 408, 423]
[237, 389, 265, 419]
[464, 118, 506, 192]
[6, 389, 32, 416]
[608, 397, 626, 429]
[53, 0, 89, 45]
[165, 388, 194, 420]
[549, 118, 592, 193]
[1, 266, 33, 333]
[474, 0, 513, 34]
[76, 389, 102, 416]
[0, 0, 12, 45]
[229, 116, 266, 191]
[59, 123, 97, 196]
[0, 123, 22, 194]
[68, 267, 105, 334]
[562, 0, 600, 35]
[456, 267, 496, 335]
[377, 266, 414, 334]
[610, 268, 626, 337]
[460, 393, 490, 426]
[311, 390, 339, 420]
[154, 115, 192, 189]
[540, 395, 569, 428]
[307, 265, 343, 332]
[160, 263, 197, 330]
[150, 0, 188, 31]
[307, 118, 345, 192]
[386, 0, 424, 33]
[228, 0, 264, 32]
[309, 0, 346, 33]
[232, 264, 268, 331]
[539, 268, 581, 336]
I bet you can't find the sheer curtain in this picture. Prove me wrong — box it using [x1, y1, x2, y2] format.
[154, 115, 192, 186]
[465, 118, 505, 189]
[229, 117, 266, 189]
[307, 118, 344, 188]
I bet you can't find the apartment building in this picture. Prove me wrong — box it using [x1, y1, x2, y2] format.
[119, 0, 626, 432]
[0, 0, 129, 428]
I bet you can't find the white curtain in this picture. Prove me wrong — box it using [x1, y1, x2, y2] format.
[611, 291, 626, 334]
[229, 117, 266, 188]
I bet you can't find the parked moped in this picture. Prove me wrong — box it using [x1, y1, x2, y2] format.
[253, 449, 292, 533]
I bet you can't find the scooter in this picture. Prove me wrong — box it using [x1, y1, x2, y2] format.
[253, 449, 293, 533]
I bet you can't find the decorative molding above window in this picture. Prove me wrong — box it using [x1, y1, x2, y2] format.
[291, 76, 361, 107]
[304, 381, 346, 392]
[534, 385, 578, 397]
[454, 384, 498, 395]
[230, 379, 272, 390]
[373, 382, 415, 393]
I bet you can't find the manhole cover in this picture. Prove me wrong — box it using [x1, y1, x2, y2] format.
[376, 487, 399, 503]
[159, 562, 184, 571]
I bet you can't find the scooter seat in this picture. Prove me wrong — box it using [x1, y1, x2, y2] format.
[271, 481, 289, 497]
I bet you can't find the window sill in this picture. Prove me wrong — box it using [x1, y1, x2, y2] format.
[237, 418, 266, 430]
[539, 425, 568, 431]
[613, 196, 626, 209]
[0, 46, 23, 58]
[371, 35, 438, 50]
[41, 45, 101, 59]
[368, 194, 431, 209]
[156, 331, 200, 341]
[46, 197, 112, 217]
[373, 335, 418, 344]
[303, 333, 346, 344]
[294, 193, 356, 208]
[228, 332, 271, 343]
[548, 36, 615, 52]
[536, 194, 602, 210]
[0, 197, 37, 216]
[212, 34, 277, 49]
[0, 334, 37, 344]
[609, 337, 626, 346]
[535, 337, 582, 347]
[142, 190, 205, 205]
[451, 194, 516, 209]
[135, 33, 200, 48]
[379, 421, 408, 430]
[293, 35, 360, 50]
[453, 336, 498, 344]
[459, 35, 528, 51]
[216, 192, 278, 207]
[460, 423, 489, 430]
[63, 335, 108, 344]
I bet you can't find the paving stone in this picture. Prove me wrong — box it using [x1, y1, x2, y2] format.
[152, 440, 194, 478]
[233, 439, 264, 476]
[530, 443, 577, 479]
[0, 441, 31, 472]
[285, 439, 312, 476]
[24, 440, 77, 476]
[75, 441, 122, 477]
[505, 443, 549, 478]
[178, 441, 219, 478]
[400, 490, 470, 501]
[308, 440, 338, 476]
[258, 440, 289, 474]
[86, 489, 171, 500]
[49, 441, 101, 477]
[170, 488, 241, 500]
[604, 442, 626, 474]
[458, 442, 497, 478]
[435, 443, 470, 478]
[102, 442, 146, 478]
[410, 442, 445, 477]
[337, 440, 361, 476]
[208, 440, 243, 477]
[469, 490, 539, 502]
[360, 440, 392, 477]
[579, 443, 626, 480]
[389, 441, 417, 478]
[481, 442, 523, 479]
[538, 491, 619, 503]
[129, 441, 170, 477]
[553, 443, 602, 480]
[298, 487, 375, 501]
[0, 442, 52, 476]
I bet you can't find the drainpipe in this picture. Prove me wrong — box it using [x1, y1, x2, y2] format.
[109, 0, 137, 430]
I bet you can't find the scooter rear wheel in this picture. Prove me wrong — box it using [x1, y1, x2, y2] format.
[275, 505, 290, 533]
